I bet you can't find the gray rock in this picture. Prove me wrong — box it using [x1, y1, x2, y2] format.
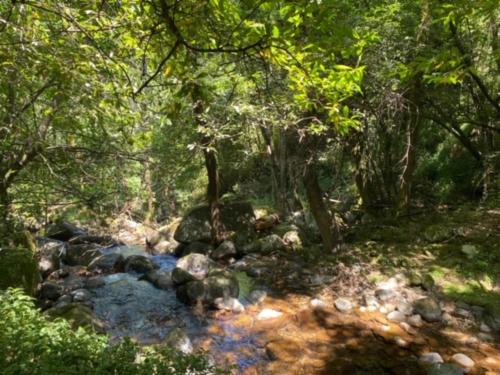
[203, 271, 239, 303]
[142, 270, 173, 290]
[181, 241, 214, 257]
[124, 255, 156, 274]
[162, 328, 193, 354]
[174, 202, 255, 245]
[451, 353, 474, 369]
[63, 244, 102, 266]
[40, 281, 63, 300]
[413, 297, 442, 322]
[248, 290, 267, 304]
[85, 277, 105, 289]
[483, 310, 500, 333]
[171, 267, 197, 285]
[176, 280, 205, 305]
[427, 363, 464, 375]
[419, 352, 444, 365]
[408, 314, 424, 327]
[36, 239, 64, 277]
[259, 234, 286, 254]
[334, 298, 354, 312]
[175, 253, 211, 281]
[239, 241, 261, 255]
[68, 234, 115, 246]
[211, 240, 237, 260]
[375, 288, 396, 302]
[55, 294, 72, 307]
[396, 301, 413, 315]
[88, 253, 124, 272]
[71, 288, 91, 303]
[46, 221, 85, 242]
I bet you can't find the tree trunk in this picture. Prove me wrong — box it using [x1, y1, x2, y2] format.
[143, 159, 155, 224]
[303, 160, 336, 251]
[203, 144, 223, 244]
[259, 123, 282, 212]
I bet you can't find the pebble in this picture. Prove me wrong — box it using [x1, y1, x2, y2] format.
[396, 301, 413, 315]
[419, 352, 444, 365]
[393, 336, 408, 347]
[451, 353, 475, 369]
[375, 288, 396, 302]
[387, 310, 406, 322]
[408, 314, 423, 327]
[400, 322, 416, 334]
[334, 298, 354, 312]
[479, 322, 491, 333]
[257, 308, 283, 320]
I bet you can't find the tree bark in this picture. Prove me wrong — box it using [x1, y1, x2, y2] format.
[203, 143, 223, 244]
[303, 160, 336, 251]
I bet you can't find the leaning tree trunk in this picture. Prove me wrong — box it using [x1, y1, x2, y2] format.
[303, 160, 336, 252]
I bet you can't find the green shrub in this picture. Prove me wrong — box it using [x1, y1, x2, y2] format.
[0, 288, 228, 375]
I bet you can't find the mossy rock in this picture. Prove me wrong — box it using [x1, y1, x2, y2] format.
[45, 303, 106, 333]
[0, 247, 40, 296]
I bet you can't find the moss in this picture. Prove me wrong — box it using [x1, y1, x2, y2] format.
[233, 271, 254, 299]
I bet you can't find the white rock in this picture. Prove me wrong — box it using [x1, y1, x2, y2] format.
[451, 353, 474, 368]
[400, 322, 415, 334]
[408, 314, 423, 327]
[393, 336, 408, 347]
[310, 298, 327, 309]
[257, 308, 283, 320]
[479, 322, 491, 333]
[334, 298, 354, 312]
[387, 310, 406, 323]
[419, 352, 444, 365]
[377, 277, 399, 290]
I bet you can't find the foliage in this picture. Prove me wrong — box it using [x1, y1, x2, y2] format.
[0, 288, 227, 375]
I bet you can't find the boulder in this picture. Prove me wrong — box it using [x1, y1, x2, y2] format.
[88, 253, 124, 272]
[171, 267, 197, 285]
[174, 253, 211, 281]
[46, 221, 85, 242]
[39, 281, 63, 300]
[63, 244, 102, 266]
[176, 280, 205, 305]
[0, 247, 40, 296]
[174, 201, 255, 244]
[203, 271, 239, 303]
[413, 297, 442, 322]
[419, 352, 444, 365]
[70, 288, 92, 303]
[36, 239, 64, 278]
[483, 309, 500, 333]
[451, 353, 474, 369]
[211, 240, 237, 260]
[45, 303, 106, 333]
[141, 270, 173, 290]
[259, 234, 286, 254]
[68, 234, 116, 246]
[124, 255, 156, 274]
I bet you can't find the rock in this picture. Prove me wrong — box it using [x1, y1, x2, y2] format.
[483, 310, 500, 333]
[442, 312, 453, 325]
[422, 274, 436, 291]
[176, 280, 205, 305]
[142, 270, 173, 290]
[408, 314, 424, 327]
[162, 328, 193, 354]
[393, 336, 409, 347]
[259, 234, 286, 254]
[211, 240, 237, 260]
[68, 234, 115, 247]
[248, 290, 267, 304]
[145, 230, 161, 248]
[174, 202, 255, 245]
[175, 253, 211, 281]
[181, 241, 214, 257]
[45, 303, 106, 333]
[88, 253, 124, 272]
[155, 240, 174, 254]
[124, 255, 156, 274]
[203, 271, 239, 303]
[257, 308, 283, 320]
[423, 226, 453, 243]
[375, 288, 396, 302]
[480, 322, 492, 333]
[400, 322, 416, 334]
[239, 241, 261, 255]
[387, 310, 406, 322]
[171, 267, 197, 285]
[55, 294, 72, 307]
[282, 230, 303, 251]
[40, 281, 63, 300]
[420, 352, 444, 365]
[363, 295, 380, 308]
[334, 298, 354, 312]
[427, 363, 464, 375]
[408, 272, 423, 287]
[214, 297, 245, 313]
[413, 297, 442, 322]
[36, 239, 64, 277]
[71, 288, 91, 303]
[461, 245, 478, 259]
[310, 298, 327, 309]
[46, 221, 85, 241]
[377, 277, 399, 290]
[451, 354, 475, 369]
[396, 301, 413, 315]
[63, 244, 102, 266]
[85, 277, 105, 289]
